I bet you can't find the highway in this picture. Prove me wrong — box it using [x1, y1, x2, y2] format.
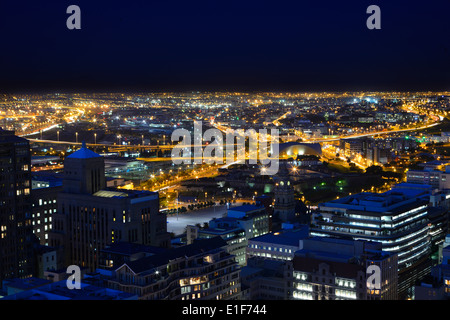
[25, 116, 441, 150]
[305, 121, 440, 143]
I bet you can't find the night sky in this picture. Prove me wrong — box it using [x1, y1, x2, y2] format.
[1, 0, 450, 93]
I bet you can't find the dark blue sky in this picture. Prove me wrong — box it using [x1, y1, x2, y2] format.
[1, 0, 450, 93]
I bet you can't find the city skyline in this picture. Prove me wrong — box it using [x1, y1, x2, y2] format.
[1, 0, 450, 309]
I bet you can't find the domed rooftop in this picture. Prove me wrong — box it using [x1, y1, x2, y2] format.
[66, 141, 102, 159]
[275, 142, 322, 158]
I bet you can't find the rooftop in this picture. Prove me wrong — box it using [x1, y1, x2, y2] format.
[93, 188, 158, 200]
[101, 242, 168, 256]
[120, 237, 228, 274]
[199, 225, 244, 237]
[1, 280, 137, 300]
[319, 183, 430, 212]
[292, 255, 364, 278]
[66, 141, 102, 160]
[0, 128, 28, 144]
[2, 277, 52, 291]
[93, 190, 129, 198]
[249, 226, 309, 246]
[227, 204, 266, 219]
[228, 204, 265, 213]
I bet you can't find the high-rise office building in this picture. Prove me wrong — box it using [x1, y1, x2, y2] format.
[31, 185, 62, 246]
[50, 142, 170, 271]
[0, 129, 34, 285]
[311, 184, 433, 299]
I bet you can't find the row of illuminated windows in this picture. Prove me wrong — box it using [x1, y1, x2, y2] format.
[292, 291, 313, 300]
[382, 211, 427, 229]
[398, 243, 430, 266]
[360, 225, 429, 246]
[396, 235, 429, 257]
[391, 205, 427, 221]
[32, 218, 52, 225]
[16, 188, 30, 196]
[181, 282, 211, 294]
[335, 289, 357, 299]
[348, 214, 380, 221]
[249, 243, 293, 253]
[349, 221, 379, 228]
[179, 276, 209, 287]
[33, 210, 56, 218]
[253, 216, 267, 221]
[318, 226, 378, 236]
[346, 205, 428, 223]
[294, 283, 313, 292]
[36, 199, 57, 206]
[250, 251, 291, 260]
[293, 276, 358, 290]
[182, 288, 239, 300]
[380, 228, 429, 251]
[342, 211, 426, 230]
[35, 183, 49, 188]
[335, 278, 356, 288]
[294, 272, 308, 281]
[33, 225, 52, 232]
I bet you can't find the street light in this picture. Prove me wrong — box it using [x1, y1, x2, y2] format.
[76, 132, 78, 143]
